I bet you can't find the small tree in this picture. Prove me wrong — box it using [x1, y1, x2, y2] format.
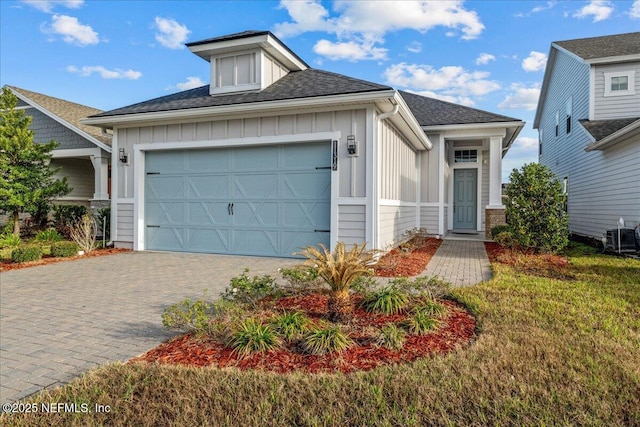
[0, 87, 70, 237]
[505, 163, 569, 253]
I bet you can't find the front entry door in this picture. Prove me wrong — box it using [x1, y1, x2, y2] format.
[453, 169, 477, 230]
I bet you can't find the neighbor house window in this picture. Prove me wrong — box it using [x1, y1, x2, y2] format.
[454, 150, 478, 163]
[555, 111, 559, 137]
[604, 71, 635, 97]
[565, 98, 572, 135]
[538, 129, 543, 156]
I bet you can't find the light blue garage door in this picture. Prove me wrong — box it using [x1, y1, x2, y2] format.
[145, 143, 331, 257]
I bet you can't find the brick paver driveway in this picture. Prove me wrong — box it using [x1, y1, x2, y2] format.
[0, 251, 296, 405]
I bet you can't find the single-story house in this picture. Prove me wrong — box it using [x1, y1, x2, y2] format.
[6, 86, 112, 210]
[84, 30, 523, 257]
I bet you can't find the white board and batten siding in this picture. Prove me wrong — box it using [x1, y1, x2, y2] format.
[113, 109, 369, 249]
[377, 118, 418, 249]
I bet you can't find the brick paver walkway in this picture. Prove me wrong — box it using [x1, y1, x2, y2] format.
[422, 239, 492, 286]
[1, 239, 492, 406]
[0, 252, 296, 405]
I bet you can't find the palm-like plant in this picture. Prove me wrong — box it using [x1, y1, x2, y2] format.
[297, 242, 378, 322]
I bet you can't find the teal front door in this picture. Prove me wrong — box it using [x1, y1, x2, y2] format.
[145, 143, 331, 257]
[453, 169, 477, 230]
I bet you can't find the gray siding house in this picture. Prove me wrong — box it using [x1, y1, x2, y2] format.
[84, 31, 523, 257]
[6, 86, 112, 210]
[534, 32, 640, 240]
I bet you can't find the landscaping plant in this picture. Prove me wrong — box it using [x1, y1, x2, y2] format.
[301, 325, 353, 355]
[375, 323, 406, 350]
[505, 163, 569, 253]
[270, 311, 311, 341]
[404, 310, 440, 335]
[69, 214, 97, 253]
[50, 241, 79, 258]
[297, 242, 378, 322]
[10, 244, 43, 263]
[360, 284, 409, 315]
[221, 269, 279, 308]
[0, 233, 21, 248]
[228, 318, 281, 356]
[36, 228, 62, 243]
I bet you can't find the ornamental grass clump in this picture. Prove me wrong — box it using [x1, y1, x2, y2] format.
[35, 228, 62, 243]
[301, 326, 353, 355]
[376, 323, 406, 350]
[228, 318, 281, 356]
[404, 311, 440, 335]
[297, 242, 378, 322]
[270, 311, 311, 341]
[360, 285, 409, 315]
[413, 299, 448, 318]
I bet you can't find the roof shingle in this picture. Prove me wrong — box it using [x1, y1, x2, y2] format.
[579, 117, 640, 142]
[554, 32, 640, 60]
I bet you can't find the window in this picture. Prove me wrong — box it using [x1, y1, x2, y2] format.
[555, 111, 559, 137]
[565, 98, 572, 135]
[538, 129, 543, 156]
[214, 52, 257, 90]
[604, 71, 635, 97]
[454, 150, 478, 163]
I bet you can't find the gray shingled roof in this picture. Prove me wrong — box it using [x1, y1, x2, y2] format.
[7, 86, 111, 146]
[579, 117, 640, 142]
[554, 32, 640, 60]
[399, 90, 520, 126]
[91, 69, 392, 117]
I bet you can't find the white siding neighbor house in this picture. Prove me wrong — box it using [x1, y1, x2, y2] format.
[534, 32, 640, 240]
[84, 31, 523, 257]
[4, 86, 112, 210]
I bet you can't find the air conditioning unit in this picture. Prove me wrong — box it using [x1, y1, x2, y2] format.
[603, 228, 637, 253]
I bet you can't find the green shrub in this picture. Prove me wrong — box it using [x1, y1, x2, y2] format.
[162, 297, 215, 336]
[270, 311, 311, 341]
[376, 323, 406, 350]
[413, 299, 447, 318]
[0, 233, 22, 248]
[11, 245, 43, 263]
[280, 265, 324, 293]
[404, 311, 440, 335]
[301, 326, 353, 355]
[221, 269, 280, 308]
[53, 204, 88, 238]
[350, 275, 379, 295]
[360, 285, 408, 315]
[490, 224, 510, 239]
[505, 163, 569, 253]
[36, 228, 62, 243]
[494, 231, 518, 249]
[228, 318, 281, 356]
[50, 241, 79, 257]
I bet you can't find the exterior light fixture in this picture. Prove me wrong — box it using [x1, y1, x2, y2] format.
[119, 148, 128, 164]
[346, 135, 358, 156]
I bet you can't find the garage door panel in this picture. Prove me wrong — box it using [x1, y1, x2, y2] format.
[233, 174, 278, 198]
[232, 229, 279, 256]
[232, 201, 278, 226]
[187, 202, 230, 225]
[187, 149, 230, 172]
[283, 173, 331, 198]
[187, 228, 230, 252]
[146, 202, 185, 224]
[145, 142, 330, 257]
[187, 176, 230, 198]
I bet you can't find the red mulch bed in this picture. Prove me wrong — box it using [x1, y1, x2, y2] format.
[374, 237, 442, 277]
[0, 248, 131, 271]
[131, 294, 476, 374]
[484, 242, 573, 279]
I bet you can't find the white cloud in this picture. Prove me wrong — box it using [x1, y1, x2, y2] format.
[498, 84, 541, 110]
[384, 62, 500, 103]
[274, 0, 484, 61]
[573, 0, 613, 22]
[532, 1, 556, 13]
[475, 53, 496, 65]
[406, 41, 422, 53]
[408, 90, 475, 107]
[41, 14, 99, 46]
[176, 76, 205, 91]
[154, 17, 190, 49]
[521, 51, 547, 72]
[67, 65, 141, 80]
[313, 39, 387, 61]
[21, 0, 83, 13]
[629, 0, 640, 18]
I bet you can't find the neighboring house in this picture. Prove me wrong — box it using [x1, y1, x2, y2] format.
[84, 30, 523, 257]
[5, 86, 112, 210]
[534, 32, 640, 241]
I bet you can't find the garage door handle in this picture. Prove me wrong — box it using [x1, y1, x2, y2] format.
[147, 225, 160, 228]
[231, 203, 234, 215]
[315, 229, 330, 233]
[228, 203, 234, 215]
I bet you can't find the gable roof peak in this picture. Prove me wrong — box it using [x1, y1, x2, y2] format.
[553, 32, 640, 61]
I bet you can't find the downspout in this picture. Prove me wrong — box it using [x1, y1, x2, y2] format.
[372, 102, 400, 250]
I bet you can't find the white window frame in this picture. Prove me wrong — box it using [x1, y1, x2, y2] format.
[604, 71, 635, 97]
[210, 50, 261, 94]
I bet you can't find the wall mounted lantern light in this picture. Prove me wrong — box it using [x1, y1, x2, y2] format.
[346, 135, 358, 156]
[119, 148, 128, 164]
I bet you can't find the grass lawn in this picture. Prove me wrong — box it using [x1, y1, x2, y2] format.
[2, 244, 639, 426]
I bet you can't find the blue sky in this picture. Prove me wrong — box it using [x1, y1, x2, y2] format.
[1, 0, 639, 181]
